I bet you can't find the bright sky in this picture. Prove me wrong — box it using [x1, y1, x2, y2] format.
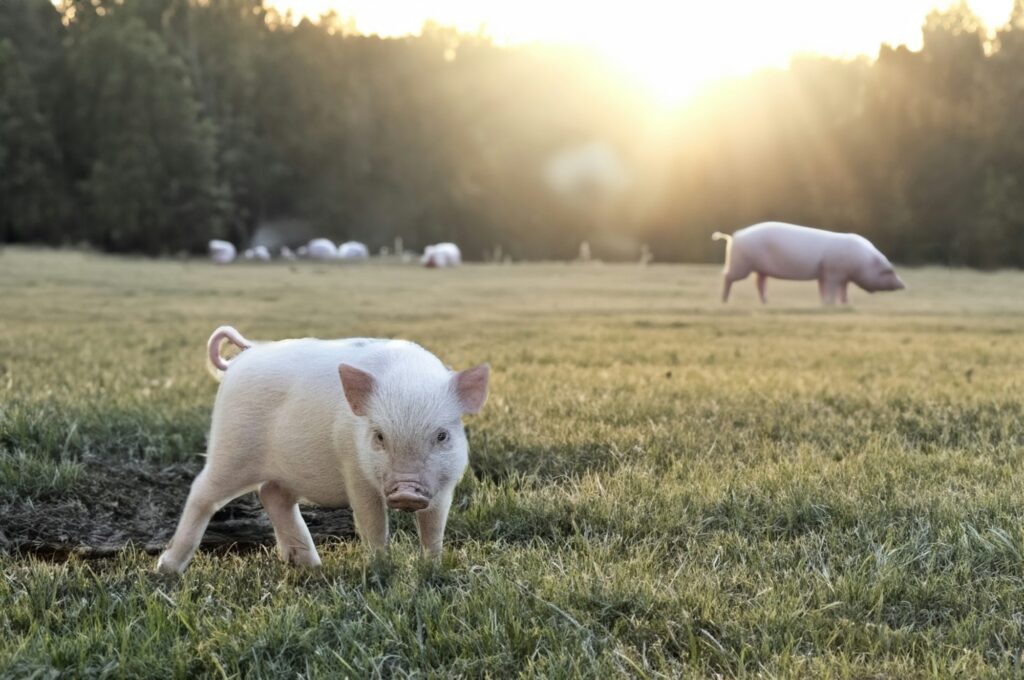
[274, 1, 1017, 105]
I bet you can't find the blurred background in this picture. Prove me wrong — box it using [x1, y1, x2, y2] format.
[1, 0, 1022, 265]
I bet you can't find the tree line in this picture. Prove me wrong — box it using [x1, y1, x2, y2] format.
[1, 0, 1023, 265]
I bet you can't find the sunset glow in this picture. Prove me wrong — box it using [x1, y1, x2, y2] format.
[273, 1, 1015, 105]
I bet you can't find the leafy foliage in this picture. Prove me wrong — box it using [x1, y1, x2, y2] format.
[0, 40, 65, 242]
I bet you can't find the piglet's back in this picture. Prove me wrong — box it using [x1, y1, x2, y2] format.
[212, 337, 445, 428]
[208, 340, 341, 466]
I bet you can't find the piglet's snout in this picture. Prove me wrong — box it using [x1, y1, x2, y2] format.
[385, 481, 431, 512]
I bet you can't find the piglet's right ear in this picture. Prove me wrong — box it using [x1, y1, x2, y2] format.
[339, 364, 375, 417]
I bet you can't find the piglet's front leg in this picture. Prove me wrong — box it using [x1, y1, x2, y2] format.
[415, 489, 453, 558]
[347, 479, 390, 552]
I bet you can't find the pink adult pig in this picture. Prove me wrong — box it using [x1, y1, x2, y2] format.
[712, 222, 905, 305]
[157, 326, 489, 575]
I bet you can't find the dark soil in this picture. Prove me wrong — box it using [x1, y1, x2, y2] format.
[0, 459, 354, 559]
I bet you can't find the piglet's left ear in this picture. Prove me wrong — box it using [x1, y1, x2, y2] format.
[339, 363, 376, 417]
[452, 364, 489, 415]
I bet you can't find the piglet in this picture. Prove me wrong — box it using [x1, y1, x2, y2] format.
[713, 222, 905, 305]
[156, 326, 489, 574]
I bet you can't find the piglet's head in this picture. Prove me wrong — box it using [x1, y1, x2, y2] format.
[339, 362, 489, 512]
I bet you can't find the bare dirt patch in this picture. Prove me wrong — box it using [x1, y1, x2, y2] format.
[0, 459, 354, 559]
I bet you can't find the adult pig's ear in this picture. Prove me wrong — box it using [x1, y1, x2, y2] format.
[339, 364, 376, 417]
[452, 364, 489, 415]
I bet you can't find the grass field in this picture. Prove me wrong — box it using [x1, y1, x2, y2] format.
[2, 247, 1024, 678]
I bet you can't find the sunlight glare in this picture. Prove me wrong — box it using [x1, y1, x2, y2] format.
[274, 1, 1017, 107]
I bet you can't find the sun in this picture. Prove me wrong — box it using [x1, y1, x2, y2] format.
[593, 31, 739, 108]
[580, 7, 783, 109]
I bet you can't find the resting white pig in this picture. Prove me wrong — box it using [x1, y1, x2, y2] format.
[243, 245, 271, 261]
[422, 243, 462, 268]
[306, 238, 339, 260]
[208, 239, 236, 264]
[156, 326, 489, 574]
[338, 241, 370, 261]
[712, 222, 905, 305]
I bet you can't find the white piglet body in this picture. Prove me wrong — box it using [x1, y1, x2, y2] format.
[713, 222, 904, 305]
[157, 328, 489, 575]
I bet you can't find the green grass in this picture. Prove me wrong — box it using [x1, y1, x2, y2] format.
[2, 247, 1024, 678]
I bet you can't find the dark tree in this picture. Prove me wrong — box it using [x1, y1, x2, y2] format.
[64, 15, 223, 253]
[0, 40, 66, 242]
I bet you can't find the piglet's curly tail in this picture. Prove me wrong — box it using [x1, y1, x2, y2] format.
[207, 326, 252, 381]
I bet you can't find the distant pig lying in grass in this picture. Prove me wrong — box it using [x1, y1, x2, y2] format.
[713, 222, 905, 305]
[157, 326, 489, 575]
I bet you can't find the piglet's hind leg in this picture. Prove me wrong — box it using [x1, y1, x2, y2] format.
[157, 467, 255, 575]
[259, 481, 321, 567]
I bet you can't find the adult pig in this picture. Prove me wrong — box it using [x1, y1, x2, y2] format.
[712, 222, 905, 305]
[157, 326, 489, 574]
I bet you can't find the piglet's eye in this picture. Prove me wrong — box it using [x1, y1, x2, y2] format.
[436, 430, 449, 444]
[374, 430, 385, 444]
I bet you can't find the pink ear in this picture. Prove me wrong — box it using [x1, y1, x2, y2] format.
[339, 364, 376, 417]
[453, 364, 489, 414]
